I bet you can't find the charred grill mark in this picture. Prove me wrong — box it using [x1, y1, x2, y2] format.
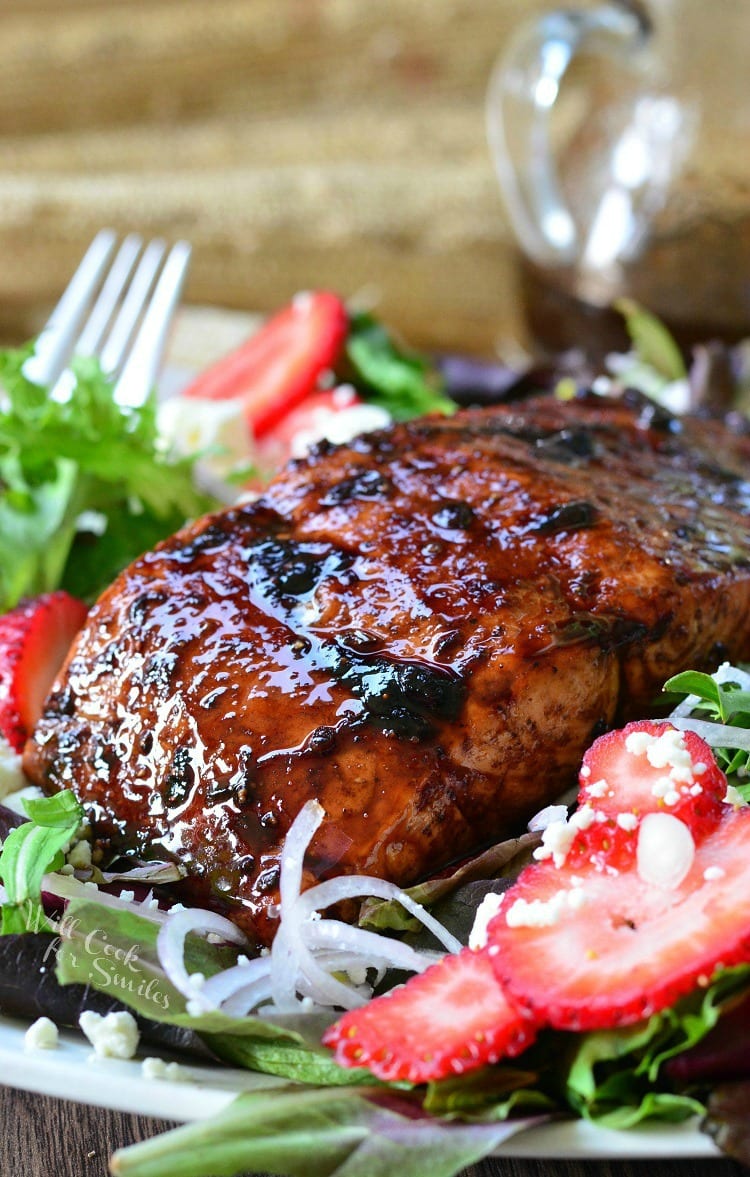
[246, 537, 354, 600]
[162, 746, 195, 808]
[529, 500, 598, 535]
[142, 650, 181, 697]
[129, 590, 168, 625]
[432, 500, 475, 530]
[323, 469, 393, 504]
[544, 615, 651, 652]
[334, 650, 465, 740]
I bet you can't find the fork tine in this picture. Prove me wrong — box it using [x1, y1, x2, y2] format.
[114, 241, 192, 408]
[75, 233, 143, 358]
[23, 229, 117, 388]
[99, 238, 166, 379]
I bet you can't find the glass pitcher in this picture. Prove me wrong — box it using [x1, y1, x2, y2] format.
[487, 0, 750, 356]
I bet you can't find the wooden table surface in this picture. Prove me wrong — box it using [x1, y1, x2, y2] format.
[1, 1083, 745, 1177]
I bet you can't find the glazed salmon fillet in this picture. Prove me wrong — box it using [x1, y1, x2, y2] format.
[23, 393, 750, 945]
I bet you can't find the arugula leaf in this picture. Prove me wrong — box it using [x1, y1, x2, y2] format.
[109, 1084, 538, 1177]
[0, 346, 216, 611]
[0, 790, 82, 933]
[664, 665, 750, 788]
[344, 313, 455, 421]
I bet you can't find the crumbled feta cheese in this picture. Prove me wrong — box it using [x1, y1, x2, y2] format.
[289, 394, 391, 460]
[345, 963, 368, 987]
[24, 1017, 59, 1051]
[586, 779, 609, 798]
[505, 886, 587, 929]
[157, 396, 253, 480]
[0, 736, 28, 801]
[79, 1010, 140, 1059]
[533, 803, 597, 867]
[118, 890, 136, 904]
[725, 784, 748, 807]
[626, 728, 695, 783]
[67, 840, 92, 870]
[616, 812, 639, 832]
[468, 891, 504, 949]
[188, 972, 206, 991]
[141, 1057, 192, 1083]
[703, 866, 725, 881]
[579, 764, 591, 779]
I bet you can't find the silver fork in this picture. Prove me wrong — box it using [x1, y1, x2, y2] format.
[23, 229, 191, 408]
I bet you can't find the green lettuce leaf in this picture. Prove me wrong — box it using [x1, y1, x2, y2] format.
[0, 790, 83, 934]
[344, 314, 455, 421]
[0, 346, 216, 611]
[109, 1084, 539, 1177]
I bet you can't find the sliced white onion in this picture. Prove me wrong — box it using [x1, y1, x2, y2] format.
[220, 975, 277, 1017]
[199, 953, 272, 1009]
[149, 798, 461, 1020]
[304, 918, 442, 974]
[156, 907, 248, 1006]
[670, 717, 750, 751]
[527, 804, 569, 833]
[280, 800, 324, 907]
[297, 875, 462, 954]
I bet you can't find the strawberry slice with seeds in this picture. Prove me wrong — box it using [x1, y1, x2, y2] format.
[0, 592, 88, 751]
[323, 946, 536, 1084]
[580, 720, 726, 842]
[182, 291, 348, 439]
[488, 804, 750, 1032]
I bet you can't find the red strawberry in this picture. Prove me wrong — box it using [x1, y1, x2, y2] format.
[322, 946, 536, 1084]
[487, 803, 750, 1032]
[182, 292, 348, 439]
[579, 720, 726, 843]
[562, 816, 638, 874]
[0, 592, 88, 751]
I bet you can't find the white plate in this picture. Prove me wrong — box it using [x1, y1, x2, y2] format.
[2, 1010, 719, 1161]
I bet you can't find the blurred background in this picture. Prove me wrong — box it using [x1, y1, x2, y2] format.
[0, 0, 551, 355]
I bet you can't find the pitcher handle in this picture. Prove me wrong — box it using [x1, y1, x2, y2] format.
[486, 3, 648, 266]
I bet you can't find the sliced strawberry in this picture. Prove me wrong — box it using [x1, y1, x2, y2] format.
[562, 815, 638, 873]
[323, 946, 536, 1084]
[488, 804, 750, 1032]
[182, 292, 348, 439]
[579, 720, 726, 842]
[0, 592, 88, 751]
